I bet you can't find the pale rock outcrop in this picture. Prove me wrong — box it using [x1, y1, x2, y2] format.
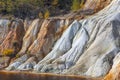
[28, 19, 59, 57]
[19, 19, 73, 70]
[39, 25, 89, 73]
[6, 54, 29, 70]
[28, 19, 73, 57]
[34, 20, 81, 72]
[7, 19, 73, 70]
[64, 0, 120, 77]
[84, 0, 111, 12]
[0, 19, 10, 44]
[3, 0, 120, 79]
[0, 57, 10, 68]
[17, 57, 37, 70]
[20, 19, 73, 70]
[18, 19, 43, 56]
[0, 19, 25, 55]
[104, 52, 120, 80]
[0, 19, 25, 68]
[6, 19, 43, 70]
[34, 0, 120, 77]
[24, 19, 33, 32]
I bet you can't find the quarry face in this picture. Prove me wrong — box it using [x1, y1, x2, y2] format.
[0, 0, 120, 80]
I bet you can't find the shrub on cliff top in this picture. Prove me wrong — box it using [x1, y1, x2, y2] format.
[71, 0, 85, 11]
[44, 10, 50, 19]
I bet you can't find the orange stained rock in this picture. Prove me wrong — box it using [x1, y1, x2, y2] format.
[84, 0, 111, 12]
[28, 19, 58, 58]
[28, 19, 73, 60]
[17, 19, 44, 56]
[0, 20, 25, 56]
[104, 64, 120, 80]
[55, 19, 73, 41]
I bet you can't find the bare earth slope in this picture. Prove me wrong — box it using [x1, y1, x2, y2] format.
[1, 0, 120, 80]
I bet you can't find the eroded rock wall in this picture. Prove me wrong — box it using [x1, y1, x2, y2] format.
[0, 20, 10, 44]
[2, 0, 120, 79]
[0, 19, 25, 68]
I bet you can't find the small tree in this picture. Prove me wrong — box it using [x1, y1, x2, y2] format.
[0, 1, 5, 12]
[71, 0, 84, 11]
[52, 0, 58, 6]
[44, 10, 50, 19]
[6, 0, 14, 13]
[71, 0, 80, 11]
[39, 12, 43, 18]
[79, 0, 84, 9]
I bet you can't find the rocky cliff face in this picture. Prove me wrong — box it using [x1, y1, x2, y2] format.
[0, 19, 25, 68]
[0, 20, 10, 44]
[0, 0, 120, 80]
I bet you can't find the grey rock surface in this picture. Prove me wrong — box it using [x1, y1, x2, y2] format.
[3, 0, 120, 78]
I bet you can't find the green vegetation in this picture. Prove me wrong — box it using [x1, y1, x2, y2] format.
[2, 49, 14, 56]
[71, 0, 85, 11]
[44, 10, 50, 19]
[0, 0, 85, 19]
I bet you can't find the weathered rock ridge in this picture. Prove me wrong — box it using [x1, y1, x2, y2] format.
[1, 0, 120, 80]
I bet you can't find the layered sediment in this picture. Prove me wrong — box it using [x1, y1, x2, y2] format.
[1, 0, 120, 80]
